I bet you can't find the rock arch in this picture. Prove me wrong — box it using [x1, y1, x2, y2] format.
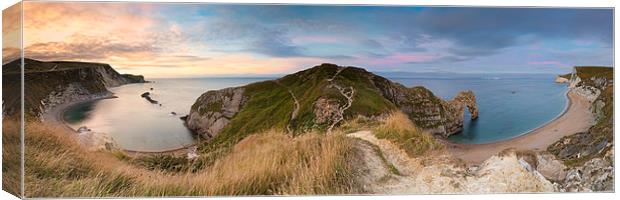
[451, 90, 479, 120]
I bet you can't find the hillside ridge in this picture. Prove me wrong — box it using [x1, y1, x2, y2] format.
[185, 63, 479, 150]
[1, 58, 147, 118]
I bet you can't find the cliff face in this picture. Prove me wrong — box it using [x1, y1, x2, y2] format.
[186, 64, 478, 144]
[1, 58, 146, 118]
[121, 74, 147, 84]
[547, 66, 613, 192]
[186, 87, 248, 138]
[373, 77, 478, 137]
[565, 67, 613, 122]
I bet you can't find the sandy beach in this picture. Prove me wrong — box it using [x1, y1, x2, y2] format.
[41, 93, 117, 133]
[446, 89, 594, 164]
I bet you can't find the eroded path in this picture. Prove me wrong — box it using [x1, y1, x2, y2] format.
[327, 84, 355, 132]
[348, 130, 555, 194]
[326, 67, 356, 132]
[327, 66, 347, 82]
[273, 80, 301, 133]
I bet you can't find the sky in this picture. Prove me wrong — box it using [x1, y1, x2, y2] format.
[2, 2, 614, 78]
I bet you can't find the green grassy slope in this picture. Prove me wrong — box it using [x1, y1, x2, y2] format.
[199, 64, 398, 153]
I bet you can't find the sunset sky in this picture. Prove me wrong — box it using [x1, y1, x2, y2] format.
[2, 2, 614, 78]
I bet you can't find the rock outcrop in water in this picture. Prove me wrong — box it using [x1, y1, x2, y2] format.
[140, 92, 159, 104]
[1, 58, 147, 118]
[186, 63, 478, 141]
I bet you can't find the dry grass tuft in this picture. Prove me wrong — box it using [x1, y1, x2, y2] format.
[20, 122, 362, 197]
[373, 112, 443, 157]
[2, 118, 22, 196]
[339, 115, 381, 133]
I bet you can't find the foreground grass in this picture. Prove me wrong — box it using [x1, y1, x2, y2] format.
[373, 112, 443, 157]
[21, 122, 363, 197]
[2, 118, 21, 197]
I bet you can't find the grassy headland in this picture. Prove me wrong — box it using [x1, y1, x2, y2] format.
[195, 64, 399, 161]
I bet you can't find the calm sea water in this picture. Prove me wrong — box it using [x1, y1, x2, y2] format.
[390, 73, 568, 144]
[63, 73, 568, 151]
[63, 78, 272, 152]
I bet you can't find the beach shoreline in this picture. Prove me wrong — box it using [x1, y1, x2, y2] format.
[41, 93, 117, 131]
[42, 92, 196, 155]
[445, 89, 594, 164]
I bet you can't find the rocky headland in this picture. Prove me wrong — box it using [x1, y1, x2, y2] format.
[2, 58, 147, 119]
[2, 58, 147, 155]
[185, 63, 478, 141]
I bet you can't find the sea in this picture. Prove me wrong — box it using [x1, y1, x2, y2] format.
[63, 73, 568, 152]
